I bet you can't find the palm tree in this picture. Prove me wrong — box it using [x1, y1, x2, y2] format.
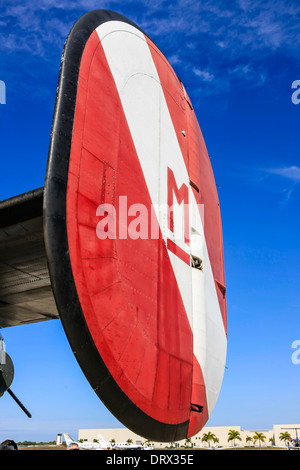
[227, 429, 242, 447]
[246, 436, 253, 447]
[201, 432, 217, 448]
[212, 436, 219, 448]
[127, 438, 133, 444]
[185, 438, 193, 448]
[253, 432, 266, 448]
[279, 431, 291, 447]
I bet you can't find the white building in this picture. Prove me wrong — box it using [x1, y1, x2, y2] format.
[78, 423, 300, 448]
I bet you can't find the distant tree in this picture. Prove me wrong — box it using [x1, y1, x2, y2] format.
[185, 438, 193, 448]
[127, 438, 133, 444]
[227, 429, 242, 447]
[19, 441, 37, 446]
[253, 432, 266, 448]
[201, 432, 217, 448]
[279, 432, 291, 447]
[246, 436, 253, 447]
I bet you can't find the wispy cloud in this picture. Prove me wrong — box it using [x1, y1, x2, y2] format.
[192, 67, 214, 82]
[139, 0, 300, 97]
[268, 166, 300, 182]
[0, 0, 299, 100]
[261, 165, 300, 202]
[168, 54, 182, 66]
[2, 1, 299, 57]
[229, 64, 266, 86]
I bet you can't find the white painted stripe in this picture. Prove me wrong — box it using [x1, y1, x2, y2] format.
[96, 21, 226, 416]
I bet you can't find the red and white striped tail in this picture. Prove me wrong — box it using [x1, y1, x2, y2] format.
[45, 10, 227, 441]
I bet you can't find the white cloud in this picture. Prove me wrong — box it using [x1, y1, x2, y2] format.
[229, 63, 267, 86]
[168, 54, 181, 66]
[192, 67, 214, 82]
[268, 166, 300, 182]
[260, 166, 300, 202]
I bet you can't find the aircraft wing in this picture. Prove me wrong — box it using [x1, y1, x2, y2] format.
[0, 188, 59, 328]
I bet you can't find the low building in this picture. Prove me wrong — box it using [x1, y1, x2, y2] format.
[78, 423, 300, 448]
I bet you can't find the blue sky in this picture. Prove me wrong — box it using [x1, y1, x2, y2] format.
[0, 0, 300, 443]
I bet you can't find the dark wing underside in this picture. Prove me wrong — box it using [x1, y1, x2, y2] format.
[0, 188, 58, 328]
